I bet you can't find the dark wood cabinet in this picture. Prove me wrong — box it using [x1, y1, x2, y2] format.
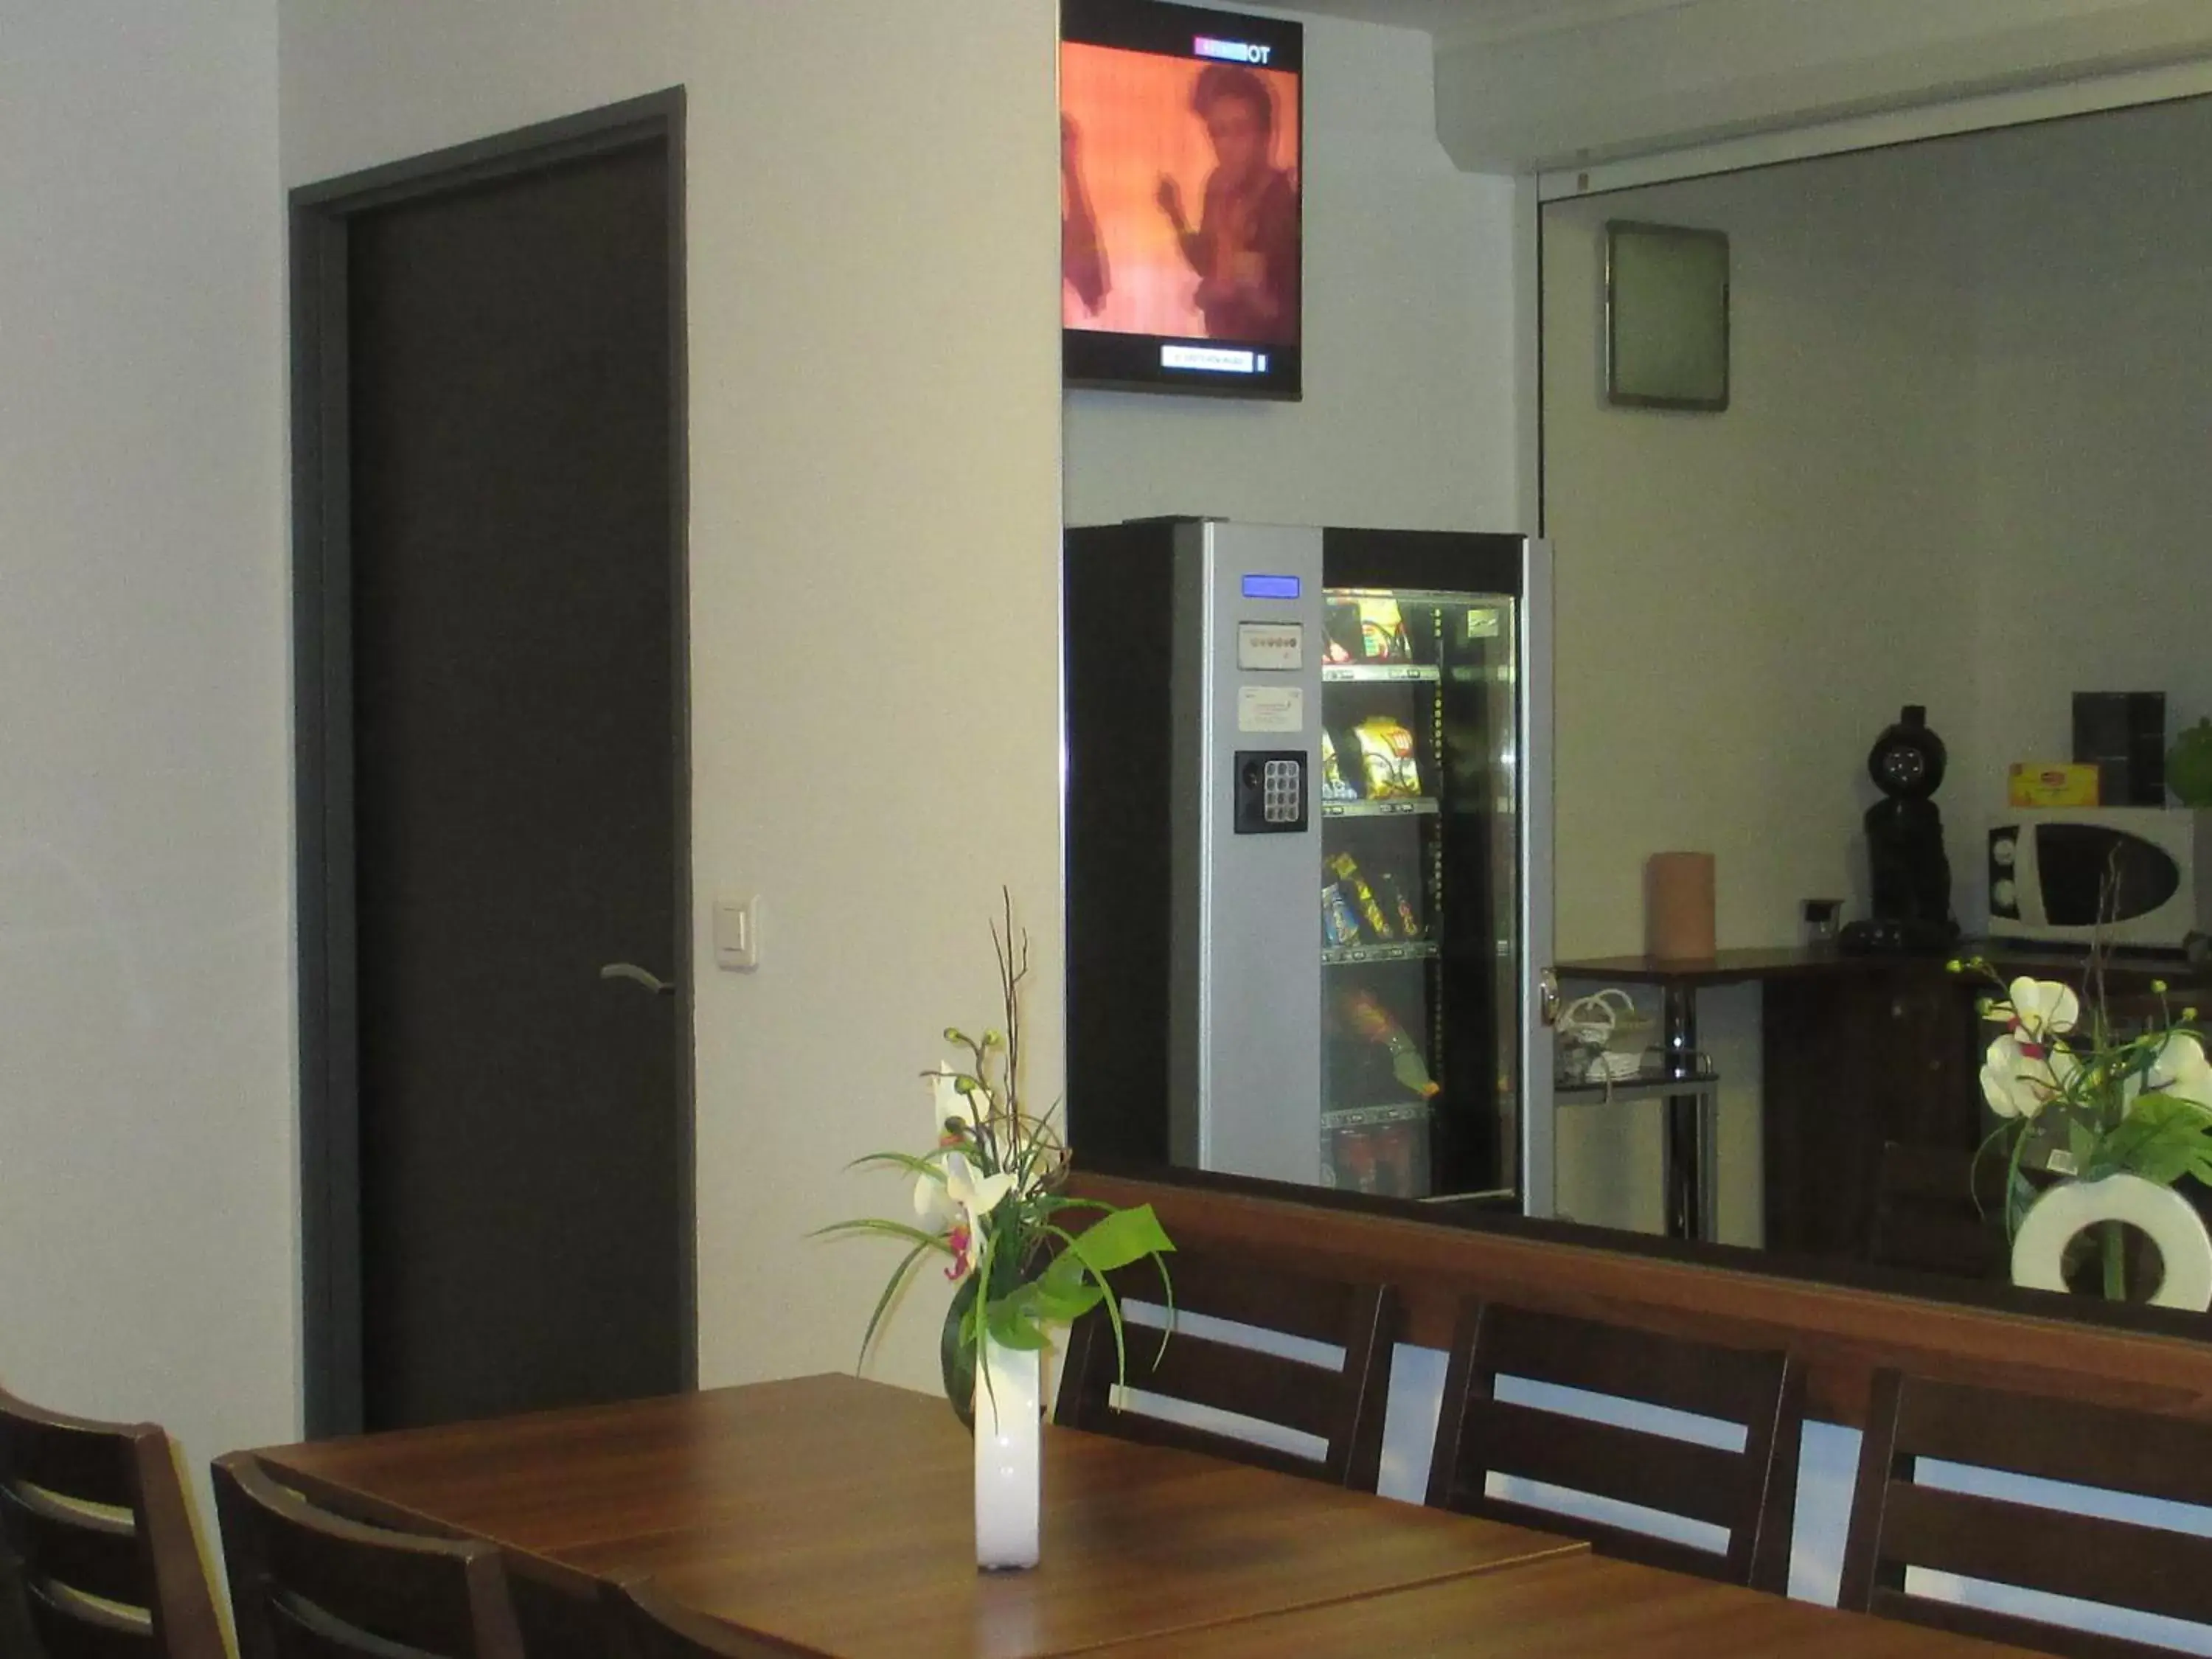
[1761, 963, 1980, 1263]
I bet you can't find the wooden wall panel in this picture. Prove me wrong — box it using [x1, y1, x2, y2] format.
[1070, 1170, 2212, 1426]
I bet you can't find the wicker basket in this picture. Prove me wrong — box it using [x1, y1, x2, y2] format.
[1556, 989, 1658, 1084]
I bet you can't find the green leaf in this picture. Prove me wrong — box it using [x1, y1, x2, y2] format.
[984, 1297, 1052, 1351]
[855, 1237, 936, 1369]
[942, 1277, 978, 1430]
[995, 1271, 1102, 1328]
[2101, 1094, 2212, 1186]
[2067, 1119, 2098, 1175]
[1063, 1204, 1175, 1276]
[810, 1217, 953, 1253]
[2005, 1128, 2037, 1239]
[849, 1149, 951, 1183]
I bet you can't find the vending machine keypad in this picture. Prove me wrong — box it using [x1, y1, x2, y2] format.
[1234, 751, 1308, 834]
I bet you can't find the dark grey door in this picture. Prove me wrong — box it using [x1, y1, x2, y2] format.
[295, 100, 690, 1434]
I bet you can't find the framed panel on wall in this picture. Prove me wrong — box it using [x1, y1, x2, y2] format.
[1605, 220, 1729, 411]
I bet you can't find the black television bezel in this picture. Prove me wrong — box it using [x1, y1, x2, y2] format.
[1060, 0, 1306, 403]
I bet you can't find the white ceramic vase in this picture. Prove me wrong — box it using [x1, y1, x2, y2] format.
[2010, 1172, 2212, 1310]
[973, 1335, 1041, 1571]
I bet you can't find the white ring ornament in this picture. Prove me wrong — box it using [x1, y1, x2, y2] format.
[2009, 1173, 2212, 1311]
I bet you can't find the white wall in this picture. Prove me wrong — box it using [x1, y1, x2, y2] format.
[1541, 151, 1983, 1239]
[279, 0, 1065, 1397]
[1064, 11, 1523, 533]
[1433, 0, 2212, 170]
[1963, 96, 2212, 825]
[0, 0, 296, 1486]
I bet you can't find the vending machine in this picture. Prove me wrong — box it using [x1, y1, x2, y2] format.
[1064, 519, 1553, 1212]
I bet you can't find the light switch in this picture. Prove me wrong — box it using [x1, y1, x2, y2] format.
[714, 896, 760, 971]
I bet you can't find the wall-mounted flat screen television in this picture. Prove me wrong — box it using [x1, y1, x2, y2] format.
[1061, 0, 1304, 400]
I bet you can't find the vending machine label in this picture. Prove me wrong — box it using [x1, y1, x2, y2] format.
[1237, 684, 1304, 733]
[1236, 622, 1304, 671]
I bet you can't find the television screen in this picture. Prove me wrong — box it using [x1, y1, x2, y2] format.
[1060, 0, 1304, 400]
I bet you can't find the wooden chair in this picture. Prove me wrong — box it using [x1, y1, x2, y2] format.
[212, 1451, 525, 1659]
[1425, 1301, 1804, 1592]
[1840, 1368, 2212, 1658]
[1057, 1248, 1397, 1488]
[599, 1577, 821, 1658]
[0, 1385, 229, 1659]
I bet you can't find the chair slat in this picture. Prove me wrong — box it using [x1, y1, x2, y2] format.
[1124, 1250, 1361, 1348]
[1842, 1368, 2212, 1659]
[1074, 1397, 1328, 1482]
[1465, 1398, 1748, 1529]
[1475, 1302, 1782, 1422]
[0, 1395, 139, 1509]
[266, 1596, 370, 1659]
[24, 1581, 158, 1659]
[1, 1479, 151, 1609]
[1124, 1331, 1338, 1441]
[1059, 1244, 1396, 1489]
[1866, 1585, 2166, 1659]
[1879, 1483, 2212, 1627]
[215, 1453, 525, 1659]
[1897, 1375, 2212, 1509]
[1472, 1493, 1730, 1582]
[1427, 1300, 1802, 1593]
[0, 1388, 227, 1659]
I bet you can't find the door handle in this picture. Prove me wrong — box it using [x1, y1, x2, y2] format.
[1538, 967, 1560, 1028]
[600, 962, 675, 997]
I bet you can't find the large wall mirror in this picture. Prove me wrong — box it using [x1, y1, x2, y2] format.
[1539, 88, 2212, 1321]
[1062, 87, 2212, 1340]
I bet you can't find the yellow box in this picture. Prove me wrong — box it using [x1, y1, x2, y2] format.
[2008, 762, 2101, 808]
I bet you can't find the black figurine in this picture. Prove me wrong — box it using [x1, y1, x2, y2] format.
[1840, 706, 1961, 954]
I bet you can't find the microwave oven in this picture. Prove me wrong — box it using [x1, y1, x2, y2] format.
[1988, 808, 2212, 947]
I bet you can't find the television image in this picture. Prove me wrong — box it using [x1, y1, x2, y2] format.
[1061, 0, 1304, 400]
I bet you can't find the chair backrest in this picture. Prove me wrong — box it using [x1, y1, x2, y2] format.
[600, 1578, 821, 1658]
[1840, 1368, 2212, 1658]
[0, 1385, 229, 1659]
[1056, 1247, 1397, 1489]
[213, 1452, 525, 1659]
[1865, 1141, 2011, 1281]
[1425, 1301, 1804, 1591]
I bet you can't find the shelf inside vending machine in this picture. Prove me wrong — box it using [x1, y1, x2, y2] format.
[1321, 1100, 1433, 1129]
[1321, 797, 1438, 819]
[1322, 662, 1439, 684]
[1321, 940, 1439, 967]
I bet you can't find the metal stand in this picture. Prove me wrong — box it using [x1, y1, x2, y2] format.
[1659, 982, 1717, 1242]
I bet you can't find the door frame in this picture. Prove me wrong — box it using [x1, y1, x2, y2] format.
[291, 89, 694, 1438]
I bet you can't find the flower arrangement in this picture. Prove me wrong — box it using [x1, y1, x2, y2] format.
[1959, 955, 2212, 1295]
[821, 896, 1173, 1421]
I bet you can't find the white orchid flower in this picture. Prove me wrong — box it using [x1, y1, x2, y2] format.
[2149, 1032, 2212, 1110]
[2000, 978, 2080, 1043]
[1980, 1032, 2064, 1119]
[943, 1150, 1017, 1225]
[914, 1065, 980, 1220]
[913, 1139, 1018, 1227]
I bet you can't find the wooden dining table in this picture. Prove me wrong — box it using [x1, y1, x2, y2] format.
[251, 1374, 2037, 1658]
